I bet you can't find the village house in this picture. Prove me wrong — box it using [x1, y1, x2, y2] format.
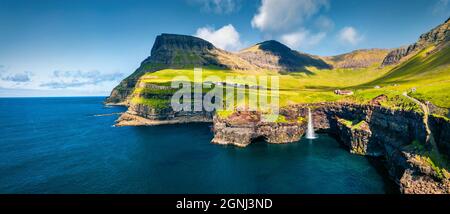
[334, 89, 354, 95]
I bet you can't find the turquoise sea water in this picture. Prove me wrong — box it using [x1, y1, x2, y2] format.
[0, 97, 396, 193]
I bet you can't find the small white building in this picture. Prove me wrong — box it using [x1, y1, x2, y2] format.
[334, 89, 354, 95]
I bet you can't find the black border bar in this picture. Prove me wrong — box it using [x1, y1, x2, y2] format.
[0, 194, 449, 211]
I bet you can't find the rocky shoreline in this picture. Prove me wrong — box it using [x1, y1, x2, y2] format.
[113, 101, 450, 194]
[115, 102, 213, 127]
[115, 112, 211, 126]
[211, 111, 306, 147]
[211, 102, 450, 194]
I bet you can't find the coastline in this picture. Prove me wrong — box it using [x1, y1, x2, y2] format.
[111, 101, 450, 194]
[115, 111, 212, 127]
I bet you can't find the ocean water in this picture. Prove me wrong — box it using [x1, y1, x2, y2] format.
[0, 97, 396, 193]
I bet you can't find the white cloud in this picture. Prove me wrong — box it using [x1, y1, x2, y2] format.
[0, 65, 33, 84]
[280, 30, 326, 50]
[1, 71, 33, 83]
[190, 0, 241, 14]
[0, 65, 123, 96]
[40, 70, 124, 89]
[338, 26, 363, 45]
[251, 0, 329, 32]
[195, 24, 243, 51]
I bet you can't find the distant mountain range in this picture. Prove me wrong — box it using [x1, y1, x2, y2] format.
[107, 17, 449, 104]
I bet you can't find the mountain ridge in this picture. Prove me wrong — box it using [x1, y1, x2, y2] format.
[382, 18, 449, 66]
[325, 48, 390, 69]
[238, 40, 331, 72]
[107, 17, 450, 104]
[107, 34, 334, 103]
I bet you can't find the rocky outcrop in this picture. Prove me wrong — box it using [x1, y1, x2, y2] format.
[336, 119, 382, 156]
[211, 102, 428, 151]
[429, 115, 450, 156]
[211, 111, 306, 147]
[382, 45, 416, 66]
[382, 17, 449, 66]
[115, 102, 213, 126]
[400, 169, 450, 194]
[211, 102, 450, 193]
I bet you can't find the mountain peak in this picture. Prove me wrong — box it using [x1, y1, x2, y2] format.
[240, 40, 292, 54]
[326, 49, 389, 69]
[258, 40, 287, 47]
[151, 33, 215, 56]
[257, 40, 294, 54]
[238, 40, 330, 71]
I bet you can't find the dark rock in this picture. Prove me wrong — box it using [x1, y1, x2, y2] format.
[106, 33, 232, 104]
[211, 111, 306, 147]
[429, 115, 450, 157]
[210, 102, 450, 193]
[382, 18, 449, 66]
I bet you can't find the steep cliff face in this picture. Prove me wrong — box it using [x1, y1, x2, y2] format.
[144, 33, 218, 66]
[429, 115, 450, 155]
[336, 119, 378, 155]
[115, 103, 213, 126]
[114, 81, 214, 126]
[382, 18, 449, 66]
[238, 40, 331, 72]
[106, 34, 258, 104]
[211, 103, 450, 193]
[211, 103, 427, 150]
[211, 111, 306, 147]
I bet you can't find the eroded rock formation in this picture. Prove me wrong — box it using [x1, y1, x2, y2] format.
[115, 102, 213, 126]
[211, 103, 450, 194]
[211, 111, 306, 147]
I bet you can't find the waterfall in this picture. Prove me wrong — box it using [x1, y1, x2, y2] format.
[306, 108, 317, 139]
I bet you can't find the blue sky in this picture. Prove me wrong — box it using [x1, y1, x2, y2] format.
[0, 0, 449, 97]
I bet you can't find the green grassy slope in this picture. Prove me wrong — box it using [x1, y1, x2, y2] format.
[130, 45, 450, 117]
[356, 45, 450, 108]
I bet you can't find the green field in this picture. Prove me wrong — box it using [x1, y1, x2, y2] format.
[130, 45, 450, 118]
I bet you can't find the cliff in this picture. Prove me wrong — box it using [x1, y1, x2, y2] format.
[106, 34, 259, 104]
[212, 103, 450, 193]
[382, 17, 449, 66]
[212, 111, 306, 147]
[106, 17, 450, 194]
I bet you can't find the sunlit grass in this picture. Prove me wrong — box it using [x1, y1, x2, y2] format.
[131, 45, 450, 114]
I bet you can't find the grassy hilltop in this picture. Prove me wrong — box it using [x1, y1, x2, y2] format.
[130, 43, 449, 115]
[110, 18, 450, 119]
